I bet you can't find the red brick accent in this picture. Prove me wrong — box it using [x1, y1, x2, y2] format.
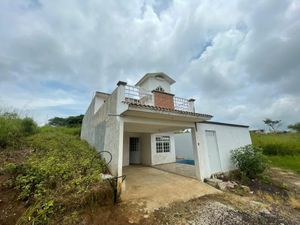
[152, 90, 174, 109]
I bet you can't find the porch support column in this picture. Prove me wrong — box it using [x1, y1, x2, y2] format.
[116, 116, 124, 198]
[191, 125, 209, 181]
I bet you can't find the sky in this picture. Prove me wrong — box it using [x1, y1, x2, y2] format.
[0, 0, 299, 129]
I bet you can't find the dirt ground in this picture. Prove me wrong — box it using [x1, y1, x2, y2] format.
[0, 149, 29, 225]
[1, 165, 300, 225]
[78, 191, 300, 225]
[267, 167, 300, 194]
[0, 175, 27, 225]
[78, 167, 300, 225]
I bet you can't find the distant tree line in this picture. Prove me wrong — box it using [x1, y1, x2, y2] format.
[263, 118, 300, 133]
[288, 122, 300, 133]
[48, 115, 84, 127]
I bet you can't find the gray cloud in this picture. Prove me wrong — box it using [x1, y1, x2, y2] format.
[0, 0, 299, 128]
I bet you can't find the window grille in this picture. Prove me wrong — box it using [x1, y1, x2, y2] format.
[156, 136, 170, 153]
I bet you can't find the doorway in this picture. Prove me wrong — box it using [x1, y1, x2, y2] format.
[129, 137, 140, 164]
[205, 130, 222, 174]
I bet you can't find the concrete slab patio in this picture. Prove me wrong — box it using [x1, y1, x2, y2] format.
[122, 166, 220, 212]
[154, 162, 197, 178]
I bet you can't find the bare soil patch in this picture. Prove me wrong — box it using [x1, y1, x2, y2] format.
[267, 167, 300, 194]
[0, 175, 27, 225]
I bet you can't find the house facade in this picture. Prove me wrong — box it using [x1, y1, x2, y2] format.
[81, 73, 251, 194]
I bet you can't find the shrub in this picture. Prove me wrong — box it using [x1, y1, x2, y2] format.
[231, 145, 267, 179]
[0, 112, 37, 149]
[21, 117, 38, 136]
[0, 113, 23, 149]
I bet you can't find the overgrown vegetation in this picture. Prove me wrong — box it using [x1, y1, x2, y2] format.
[0, 112, 112, 224]
[231, 145, 267, 179]
[251, 132, 300, 174]
[267, 155, 300, 175]
[0, 112, 37, 149]
[251, 132, 300, 156]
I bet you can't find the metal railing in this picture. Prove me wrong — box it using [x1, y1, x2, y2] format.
[174, 96, 191, 112]
[124, 85, 153, 105]
[124, 85, 193, 112]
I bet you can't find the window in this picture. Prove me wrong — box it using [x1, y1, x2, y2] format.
[129, 137, 139, 152]
[155, 86, 165, 92]
[156, 136, 170, 153]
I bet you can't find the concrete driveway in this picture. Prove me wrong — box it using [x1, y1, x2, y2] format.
[122, 165, 219, 211]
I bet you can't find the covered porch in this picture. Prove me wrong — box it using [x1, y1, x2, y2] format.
[153, 162, 196, 179]
[122, 113, 202, 180]
[122, 165, 219, 211]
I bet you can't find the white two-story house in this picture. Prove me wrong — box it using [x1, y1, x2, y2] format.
[81, 72, 251, 195]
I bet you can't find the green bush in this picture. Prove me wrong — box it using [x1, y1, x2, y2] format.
[231, 145, 267, 179]
[0, 112, 37, 149]
[21, 117, 38, 136]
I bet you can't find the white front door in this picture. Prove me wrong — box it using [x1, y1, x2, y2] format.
[129, 137, 140, 164]
[205, 130, 222, 174]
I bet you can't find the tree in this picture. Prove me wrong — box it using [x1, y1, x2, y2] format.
[288, 122, 300, 132]
[48, 115, 84, 127]
[263, 118, 281, 132]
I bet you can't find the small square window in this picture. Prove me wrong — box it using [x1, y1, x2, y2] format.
[156, 135, 170, 153]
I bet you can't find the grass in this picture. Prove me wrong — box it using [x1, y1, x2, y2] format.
[251, 132, 300, 155]
[251, 132, 300, 174]
[0, 112, 111, 224]
[267, 155, 300, 175]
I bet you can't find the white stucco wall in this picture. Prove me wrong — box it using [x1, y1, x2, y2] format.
[81, 86, 127, 176]
[196, 122, 252, 177]
[123, 133, 130, 166]
[141, 133, 152, 165]
[138, 76, 171, 93]
[94, 96, 106, 114]
[174, 132, 194, 160]
[151, 132, 176, 165]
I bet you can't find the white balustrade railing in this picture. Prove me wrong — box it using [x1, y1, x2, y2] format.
[124, 85, 153, 105]
[174, 96, 190, 112]
[124, 85, 193, 112]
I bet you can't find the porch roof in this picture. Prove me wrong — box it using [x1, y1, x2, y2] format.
[122, 102, 213, 122]
[124, 102, 212, 118]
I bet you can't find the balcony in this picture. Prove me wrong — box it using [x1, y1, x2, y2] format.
[124, 85, 194, 112]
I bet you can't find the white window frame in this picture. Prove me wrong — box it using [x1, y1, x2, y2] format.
[155, 136, 170, 153]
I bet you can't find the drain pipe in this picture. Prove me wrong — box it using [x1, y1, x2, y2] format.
[97, 151, 126, 204]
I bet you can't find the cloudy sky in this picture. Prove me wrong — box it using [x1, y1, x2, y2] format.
[0, 0, 299, 129]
